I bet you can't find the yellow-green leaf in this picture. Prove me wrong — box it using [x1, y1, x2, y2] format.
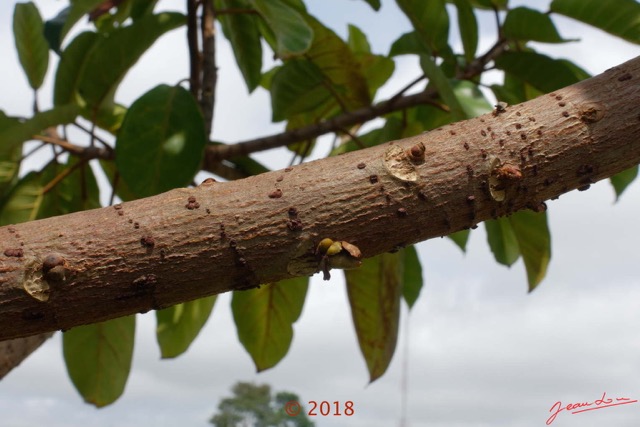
[508, 210, 551, 292]
[63, 316, 136, 407]
[232, 277, 309, 372]
[402, 246, 423, 309]
[251, 0, 313, 58]
[504, 7, 576, 44]
[345, 253, 403, 383]
[485, 217, 520, 266]
[156, 296, 217, 358]
[610, 165, 638, 201]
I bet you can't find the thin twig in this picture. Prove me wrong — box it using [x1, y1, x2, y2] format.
[187, 0, 201, 99]
[42, 160, 85, 195]
[72, 122, 112, 151]
[389, 74, 427, 102]
[20, 142, 47, 162]
[200, 0, 217, 136]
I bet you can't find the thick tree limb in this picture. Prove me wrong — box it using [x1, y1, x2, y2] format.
[0, 56, 638, 341]
[0, 332, 53, 379]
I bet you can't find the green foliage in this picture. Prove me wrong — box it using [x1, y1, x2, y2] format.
[156, 296, 217, 358]
[210, 382, 315, 427]
[115, 84, 207, 198]
[13, 2, 49, 90]
[4, 0, 640, 406]
[551, 0, 640, 44]
[611, 166, 639, 200]
[345, 253, 403, 382]
[63, 316, 136, 407]
[217, 0, 263, 92]
[503, 7, 575, 43]
[232, 278, 309, 371]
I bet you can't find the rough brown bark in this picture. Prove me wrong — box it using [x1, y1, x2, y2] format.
[0, 56, 639, 342]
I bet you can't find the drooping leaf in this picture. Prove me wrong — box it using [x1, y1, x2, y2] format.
[270, 59, 333, 122]
[356, 0, 381, 11]
[345, 253, 403, 382]
[130, 0, 159, 21]
[452, 0, 478, 61]
[250, 0, 313, 58]
[156, 296, 217, 358]
[77, 12, 185, 109]
[216, 0, 263, 92]
[54, 31, 99, 106]
[63, 316, 135, 407]
[448, 229, 470, 252]
[13, 2, 50, 90]
[395, 0, 449, 54]
[115, 84, 207, 198]
[485, 217, 520, 266]
[402, 246, 423, 309]
[508, 210, 551, 291]
[504, 7, 576, 44]
[494, 52, 585, 93]
[232, 278, 309, 372]
[610, 165, 638, 201]
[420, 54, 466, 120]
[551, 0, 640, 45]
[0, 104, 80, 150]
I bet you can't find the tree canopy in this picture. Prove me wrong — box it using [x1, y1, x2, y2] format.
[1, 0, 640, 412]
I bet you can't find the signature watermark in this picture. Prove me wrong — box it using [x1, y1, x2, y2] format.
[546, 392, 637, 425]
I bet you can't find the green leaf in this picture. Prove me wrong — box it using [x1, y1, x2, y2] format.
[447, 229, 469, 252]
[508, 210, 551, 291]
[420, 54, 466, 120]
[44, 6, 70, 53]
[389, 31, 426, 56]
[63, 316, 135, 407]
[59, 0, 105, 45]
[216, 0, 263, 92]
[0, 112, 22, 198]
[115, 84, 207, 198]
[357, 0, 381, 10]
[452, 0, 478, 61]
[453, 80, 492, 118]
[130, 0, 159, 21]
[250, 0, 313, 58]
[402, 246, 423, 309]
[494, 51, 585, 93]
[156, 296, 217, 358]
[270, 59, 333, 122]
[13, 2, 49, 90]
[0, 157, 100, 225]
[447, 0, 507, 9]
[305, 16, 372, 109]
[39, 157, 101, 217]
[610, 165, 638, 201]
[232, 277, 309, 372]
[348, 24, 371, 53]
[504, 7, 576, 43]
[0, 172, 44, 225]
[551, 0, 640, 44]
[395, 0, 449, 54]
[0, 104, 80, 150]
[54, 31, 99, 106]
[357, 53, 395, 98]
[78, 12, 185, 109]
[485, 217, 520, 266]
[99, 159, 138, 202]
[345, 253, 403, 383]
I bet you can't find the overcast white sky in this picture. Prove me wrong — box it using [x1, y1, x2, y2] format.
[1, 1, 640, 426]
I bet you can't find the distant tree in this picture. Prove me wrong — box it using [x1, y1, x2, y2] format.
[210, 382, 314, 427]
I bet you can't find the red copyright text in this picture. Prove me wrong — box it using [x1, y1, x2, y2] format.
[546, 392, 637, 425]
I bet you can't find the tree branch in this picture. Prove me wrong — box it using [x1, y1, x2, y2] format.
[200, 0, 217, 137]
[187, 0, 201, 99]
[203, 88, 440, 165]
[1, 56, 638, 341]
